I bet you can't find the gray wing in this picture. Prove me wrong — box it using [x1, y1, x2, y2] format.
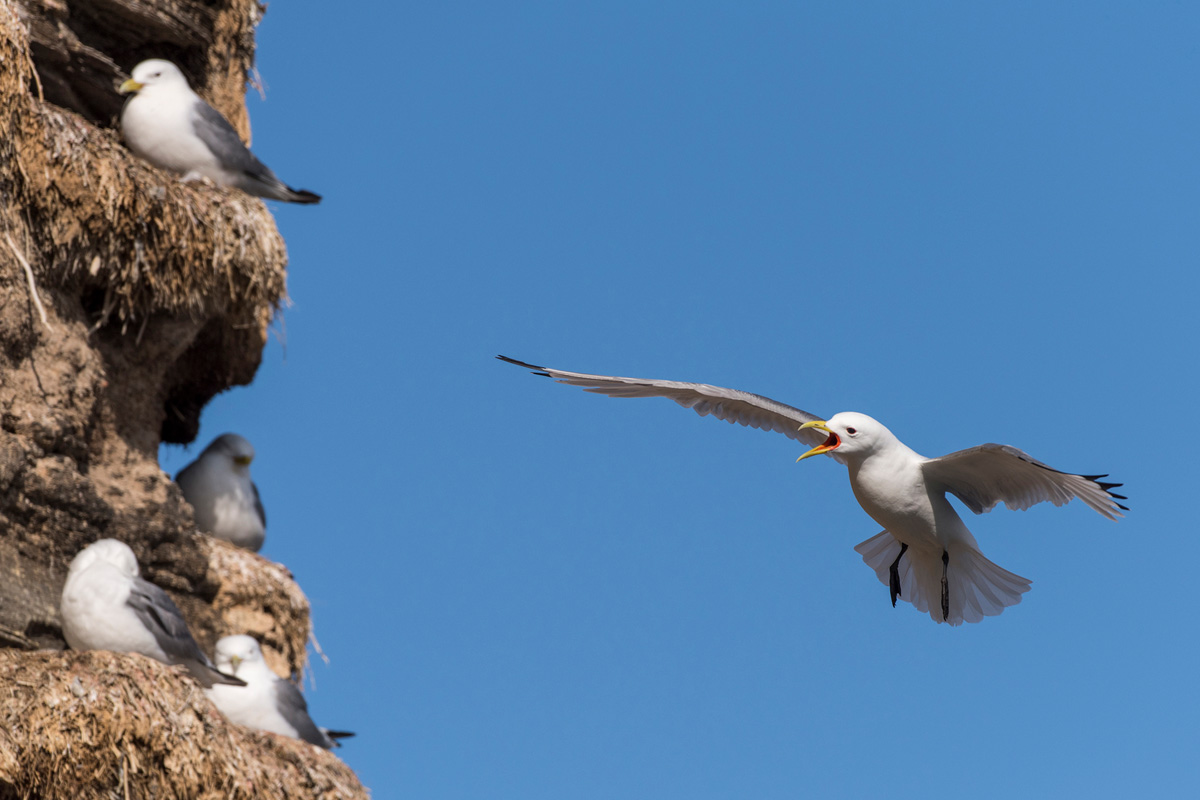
[252, 481, 266, 529]
[190, 99, 321, 203]
[497, 356, 837, 457]
[126, 577, 243, 687]
[273, 678, 335, 748]
[922, 443, 1127, 520]
[189, 98, 273, 178]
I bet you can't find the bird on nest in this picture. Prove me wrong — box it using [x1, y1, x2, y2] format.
[119, 59, 321, 204]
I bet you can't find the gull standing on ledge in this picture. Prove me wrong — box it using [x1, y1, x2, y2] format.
[206, 635, 355, 749]
[60, 539, 244, 687]
[176, 433, 267, 552]
[497, 356, 1127, 625]
[119, 59, 321, 204]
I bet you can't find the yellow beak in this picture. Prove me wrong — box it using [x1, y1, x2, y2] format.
[233, 455, 252, 466]
[229, 655, 242, 671]
[119, 79, 143, 95]
[796, 420, 838, 462]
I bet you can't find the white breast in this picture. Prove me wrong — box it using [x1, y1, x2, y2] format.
[210, 482, 265, 549]
[206, 672, 297, 738]
[121, 90, 222, 179]
[848, 453, 942, 551]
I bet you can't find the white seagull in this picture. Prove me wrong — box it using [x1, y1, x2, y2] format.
[498, 356, 1127, 625]
[206, 635, 354, 749]
[60, 539, 243, 686]
[175, 433, 267, 552]
[119, 59, 321, 204]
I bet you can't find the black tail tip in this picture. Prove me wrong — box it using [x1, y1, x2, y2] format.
[287, 188, 322, 204]
[326, 730, 356, 746]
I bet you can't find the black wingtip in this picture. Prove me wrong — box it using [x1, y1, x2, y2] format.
[1086, 476, 1127, 504]
[286, 188, 321, 204]
[496, 355, 551, 376]
[325, 730, 356, 740]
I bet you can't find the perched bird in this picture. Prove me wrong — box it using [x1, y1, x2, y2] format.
[206, 635, 354, 749]
[175, 433, 267, 552]
[498, 356, 1127, 625]
[60, 539, 243, 687]
[119, 59, 321, 204]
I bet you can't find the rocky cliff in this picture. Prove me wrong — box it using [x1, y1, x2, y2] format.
[0, 2, 366, 796]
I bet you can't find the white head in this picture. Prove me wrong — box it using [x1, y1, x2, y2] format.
[120, 60, 191, 95]
[796, 412, 899, 462]
[66, 538, 140, 580]
[213, 634, 269, 677]
[204, 433, 256, 470]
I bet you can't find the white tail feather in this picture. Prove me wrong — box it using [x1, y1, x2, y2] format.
[853, 531, 1031, 625]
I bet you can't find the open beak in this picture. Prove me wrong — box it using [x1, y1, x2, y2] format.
[119, 79, 143, 95]
[796, 420, 840, 461]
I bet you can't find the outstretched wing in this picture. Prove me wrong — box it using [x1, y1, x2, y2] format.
[497, 356, 837, 458]
[922, 443, 1127, 520]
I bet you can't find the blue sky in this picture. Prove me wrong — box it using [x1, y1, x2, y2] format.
[157, 3, 1199, 797]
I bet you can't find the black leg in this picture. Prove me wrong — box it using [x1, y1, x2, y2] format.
[889, 542, 908, 607]
[940, 549, 950, 622]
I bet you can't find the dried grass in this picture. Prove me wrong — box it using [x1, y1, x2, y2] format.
[2, 2, 288, 331]
[0, 650, 368, 800]
[204, 537, 312, 679]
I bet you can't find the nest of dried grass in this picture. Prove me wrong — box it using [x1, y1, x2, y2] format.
[1, 2, 288, 331]
[15, 102, 288, 329]
[0, 650, 368, 800]
[202, 537, 312, 678]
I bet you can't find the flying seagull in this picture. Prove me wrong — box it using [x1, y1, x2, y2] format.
[206, 635, 355, 749]
[175, 433, 267, 552]
[60, 539, 244, 687]
[497, 356, 1127, 625]
[119, 59, 321, 204]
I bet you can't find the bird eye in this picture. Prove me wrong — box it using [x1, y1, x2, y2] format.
[846, 427, 857, 435]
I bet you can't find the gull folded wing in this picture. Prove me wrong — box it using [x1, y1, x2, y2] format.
[126, 577, 243, 687]
[274, 678, 340, 748]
